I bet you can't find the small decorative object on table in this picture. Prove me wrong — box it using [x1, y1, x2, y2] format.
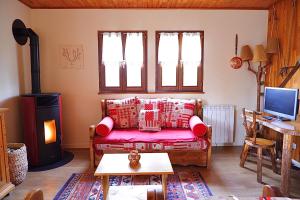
[128, 150, 141, 168]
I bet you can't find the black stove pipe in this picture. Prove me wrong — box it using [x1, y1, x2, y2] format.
[27, 29, 41, 94]
[12, 19, 41, 94]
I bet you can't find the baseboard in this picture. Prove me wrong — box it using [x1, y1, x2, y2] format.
[62, 143, 89, 149]
[212, 143, 242, 146]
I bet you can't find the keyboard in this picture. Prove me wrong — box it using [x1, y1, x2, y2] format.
[262, 116, 273, 120]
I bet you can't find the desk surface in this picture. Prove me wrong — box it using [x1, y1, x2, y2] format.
[244, 112, 300, 136]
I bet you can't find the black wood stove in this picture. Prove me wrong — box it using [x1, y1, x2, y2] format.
[13, 19, 63, 167]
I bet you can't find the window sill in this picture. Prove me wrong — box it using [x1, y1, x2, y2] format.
[98, 91, 205, 95]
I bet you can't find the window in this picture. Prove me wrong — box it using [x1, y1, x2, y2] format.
[156, 31, 204, 92]
[98, 31, 147, 93]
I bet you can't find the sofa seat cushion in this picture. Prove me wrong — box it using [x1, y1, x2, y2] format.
[93, 128, 209, 155]
[94, 140, 208, 155]
[93, 128, 200, 144]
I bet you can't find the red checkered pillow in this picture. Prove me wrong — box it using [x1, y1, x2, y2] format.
[139, 109, 161, 132]
[106, 97, 138, 128]
[137, 98, 167, 127]
[164, 99, 196, 128]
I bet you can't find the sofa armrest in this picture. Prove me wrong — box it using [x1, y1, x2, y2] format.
[206, 125, 212, 141]
[89, 124, 96, 169]
[89, 125, 96, 139]
[206, 125, 212, 168]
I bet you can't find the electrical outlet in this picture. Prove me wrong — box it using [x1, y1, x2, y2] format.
[292, 143, 297, 150]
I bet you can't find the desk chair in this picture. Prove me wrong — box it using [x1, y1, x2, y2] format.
[240, 108, 277, 183]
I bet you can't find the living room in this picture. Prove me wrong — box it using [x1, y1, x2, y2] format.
[0, 0, 299, 199]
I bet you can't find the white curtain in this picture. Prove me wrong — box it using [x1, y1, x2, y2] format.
[125, 33, 143, 87]
[182, 32, 202, 86]
[158, 33, 179, 86]
[102, 32, 123, 87]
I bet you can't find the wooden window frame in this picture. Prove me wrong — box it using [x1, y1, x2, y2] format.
[98, 31, 147, 93]
[155, 31, 204, 93]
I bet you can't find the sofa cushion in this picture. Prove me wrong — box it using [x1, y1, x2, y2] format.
[139, 109, 161, 132]
[94, 140, 208, 155]
[164, 99, 195, 128]
[95, 116, 114, 137]
[137, 98, 166, 111]
[136, 98, 167, 127]
[189, 115, 207, 137]
[93, 128, 200, 144]
[106, 97, 138, 128]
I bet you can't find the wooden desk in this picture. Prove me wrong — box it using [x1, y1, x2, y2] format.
[244, 112, 300, 196]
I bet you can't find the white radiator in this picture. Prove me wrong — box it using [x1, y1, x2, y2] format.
[203, 105, 235, 145]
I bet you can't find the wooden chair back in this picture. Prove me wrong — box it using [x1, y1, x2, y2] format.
[242, 108, 259, 143]
[24, 188, 44, 200]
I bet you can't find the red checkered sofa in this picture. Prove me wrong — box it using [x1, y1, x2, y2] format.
[89, 98, 212, 168]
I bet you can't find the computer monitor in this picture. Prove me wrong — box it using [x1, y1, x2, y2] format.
[264, 87, 299, 120]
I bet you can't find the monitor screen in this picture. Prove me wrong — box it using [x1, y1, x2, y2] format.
[264, 87, 299, 120]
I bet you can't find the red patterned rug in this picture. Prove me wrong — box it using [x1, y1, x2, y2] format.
[54, 166, 212, 200]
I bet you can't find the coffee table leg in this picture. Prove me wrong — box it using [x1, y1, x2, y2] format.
[102, 175, 109, 200]
[162, 174, 168, 200]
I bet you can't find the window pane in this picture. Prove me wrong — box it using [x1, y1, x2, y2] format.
[161, 62, 177, 86]
[105, 63, 120, 87]
[183, 63, 198, 86]
[182, 32, 201, 86]
[125, 33, 143, 87]
[158, 33, 178, 86]
[102, 33, 123, 87]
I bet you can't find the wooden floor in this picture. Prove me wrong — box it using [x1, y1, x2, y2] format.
[3, 147, 300, 200]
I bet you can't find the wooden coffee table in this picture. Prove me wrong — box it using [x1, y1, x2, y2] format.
[94, 153, 174, 200]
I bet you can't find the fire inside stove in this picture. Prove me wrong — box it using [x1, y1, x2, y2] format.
[44, 120, 57, 144]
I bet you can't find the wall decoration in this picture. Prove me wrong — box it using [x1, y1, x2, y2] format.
[60, 45, 84, 69]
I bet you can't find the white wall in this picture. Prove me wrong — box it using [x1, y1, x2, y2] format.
[29, 9, 268, 148]
[0, 0, 31, 142]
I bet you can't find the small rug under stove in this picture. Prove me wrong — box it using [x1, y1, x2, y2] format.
[29, 151, 74, 172]
[54, 167, 212, 200]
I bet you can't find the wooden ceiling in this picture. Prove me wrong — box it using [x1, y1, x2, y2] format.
[19, 0, 274, 10]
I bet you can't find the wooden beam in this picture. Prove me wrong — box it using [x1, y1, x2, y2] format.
[279, 60, 300, 87]
[18, 0, 274, 9]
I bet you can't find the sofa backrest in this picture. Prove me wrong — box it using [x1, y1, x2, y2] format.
[100, 98, 203, 120]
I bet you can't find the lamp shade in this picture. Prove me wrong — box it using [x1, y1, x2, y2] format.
[252, 44, 267, 62]
[240, 45, 253, 61]
[266, 38, 279, 54]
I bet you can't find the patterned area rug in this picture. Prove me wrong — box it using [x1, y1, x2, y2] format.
[54, 167, 212, 200]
